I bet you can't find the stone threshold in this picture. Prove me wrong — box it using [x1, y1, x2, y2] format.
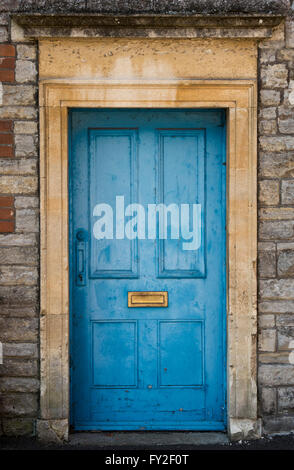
[67, 431, 229, 448]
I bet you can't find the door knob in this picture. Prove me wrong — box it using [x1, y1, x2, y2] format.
[76, 229, 88, 241]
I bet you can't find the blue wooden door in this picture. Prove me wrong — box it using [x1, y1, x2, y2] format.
[70, 109, 226, 430]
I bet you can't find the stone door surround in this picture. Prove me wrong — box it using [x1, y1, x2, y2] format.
[39, 78, 257, 441]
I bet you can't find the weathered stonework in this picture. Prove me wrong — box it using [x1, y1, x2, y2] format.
[258, 11, 294, 435]
[0, 0, 294, 441]
[0, 0, 39, 438]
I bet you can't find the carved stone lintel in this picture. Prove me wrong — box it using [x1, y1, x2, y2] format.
[13, 13, 284, 39]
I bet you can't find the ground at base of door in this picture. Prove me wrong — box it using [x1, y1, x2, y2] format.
[1, 432, 294, 451]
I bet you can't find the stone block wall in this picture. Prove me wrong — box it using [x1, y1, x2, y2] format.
[0, 10, 38, 437]
[258, 15, 294, 434]
[0, 0, 294, 437]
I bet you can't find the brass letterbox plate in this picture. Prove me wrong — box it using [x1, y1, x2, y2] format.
[128, 291, 168, 307]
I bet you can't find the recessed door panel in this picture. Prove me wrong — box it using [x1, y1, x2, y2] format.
[159, 321, 203, 387]
[92, 321, 137, 387]
[89, 129, 138, 278]
[157, 129, 205, 278]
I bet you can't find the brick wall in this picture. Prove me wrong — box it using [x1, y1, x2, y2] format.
[0, 0, 294, 437]
[0, 11, 38, 437]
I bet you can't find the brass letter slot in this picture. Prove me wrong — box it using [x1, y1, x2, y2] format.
[128, 291, 168, 308]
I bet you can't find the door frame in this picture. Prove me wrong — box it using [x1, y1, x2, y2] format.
[39, 79, 258, 440]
